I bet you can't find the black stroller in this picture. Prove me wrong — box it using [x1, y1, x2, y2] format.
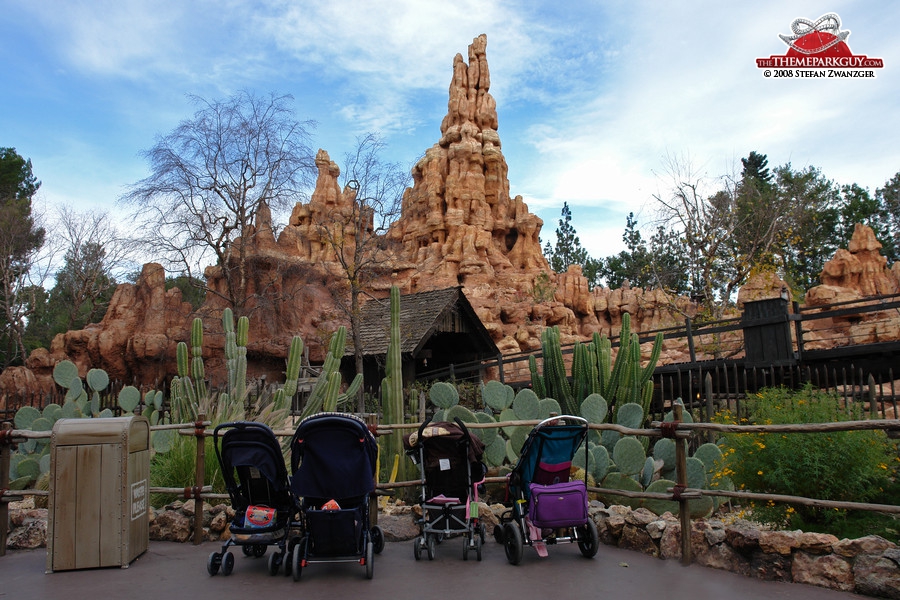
[289, 412, 383, 580]
[405, 417, 487, 561]
[207, 421, 299, 576]
[495, 415, 599, 564]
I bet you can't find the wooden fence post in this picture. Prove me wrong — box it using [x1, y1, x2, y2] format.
[704, 373, 715, 443]
[673, 403, 692, 566]
[194, 414, 206, 545]
[0, 422, 11, 556]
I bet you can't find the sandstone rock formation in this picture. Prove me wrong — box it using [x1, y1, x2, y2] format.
[2, 36, 898, 398]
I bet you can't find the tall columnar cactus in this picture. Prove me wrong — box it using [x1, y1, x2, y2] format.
[380, 286, 413, 485]
[529, 313, 663, 426]
[299, 326, 363, 418]
[222, 308, 248, 402]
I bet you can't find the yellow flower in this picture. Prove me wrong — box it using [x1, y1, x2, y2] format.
[757, 470, 763, 475]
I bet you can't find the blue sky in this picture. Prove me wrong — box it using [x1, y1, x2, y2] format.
[2, 1, 898, 260]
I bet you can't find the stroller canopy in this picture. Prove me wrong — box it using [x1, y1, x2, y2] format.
[217, 422, 290, 493]
[511, 417, 587, 496]
[291, 413, 378, 500]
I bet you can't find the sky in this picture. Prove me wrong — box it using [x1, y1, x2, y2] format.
[2, 0, 898, 262]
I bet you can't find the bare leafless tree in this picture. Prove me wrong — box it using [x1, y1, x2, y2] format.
[52, 207, 138, 329]
[316, 133, 410, 411]
[651, 152, 784, 318]
[120, 90, 317, 311]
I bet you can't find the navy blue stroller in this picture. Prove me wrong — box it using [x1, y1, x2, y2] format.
[207, 421, 299, 576]
[289, 412, 383, 580]
[494, 415, 599, 564]
[405, 417, 487, 561]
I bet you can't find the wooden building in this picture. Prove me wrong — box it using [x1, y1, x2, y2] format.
[342, 286, 500, 393]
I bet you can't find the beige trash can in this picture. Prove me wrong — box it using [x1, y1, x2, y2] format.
[46, 416, 150, 572]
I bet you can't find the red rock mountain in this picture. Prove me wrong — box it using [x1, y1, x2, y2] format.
[2, 37, 898, 398]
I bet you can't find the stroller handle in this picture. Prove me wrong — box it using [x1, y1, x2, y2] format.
[534, 414, 588, 430]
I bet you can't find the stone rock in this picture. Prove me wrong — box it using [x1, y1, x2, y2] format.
[149, 509, 192, 543]
[725, 522, 761, 554]
[750, 550, 793, 581]
[854, 550, 900, 599]
[759, 530, 798, 555]
[619, 523, 659, 557]
[833, 534, 897, 558]
[6, 519, 47, 549]
[791, 551, 853, 592]
[795, 531, 839, 555]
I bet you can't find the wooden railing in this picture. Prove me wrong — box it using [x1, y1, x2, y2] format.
[3, 411, 899, 566]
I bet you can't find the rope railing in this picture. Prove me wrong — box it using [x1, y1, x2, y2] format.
[2, 413, 899, 564]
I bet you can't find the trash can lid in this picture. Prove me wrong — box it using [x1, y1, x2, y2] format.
[52, 416, 150, 451]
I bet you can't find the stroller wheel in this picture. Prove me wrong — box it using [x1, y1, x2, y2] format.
[221, 551, 235, 575]
[577, 519, 600, 559]
[479, 521, 486, 544]
[493, 524, 506, 544]
[253, 544, 267, 558]
[241, 545, 254, 557]
[475, 533, 483, 562]
[463, 535, 470, 561]
[413, 536, 423, 561]
[503, 523, 523, 565]
[267, 551, 282, 575]
[426, 534, 436, 560]
[207, 551, 222, 576]
[365, 540, 375, 580]
[292, 537, 306, 582]
[371, 525, 385, 554]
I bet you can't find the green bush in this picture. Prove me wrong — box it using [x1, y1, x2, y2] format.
[150, 435, 224, 508]
[716, 385, 899, 533]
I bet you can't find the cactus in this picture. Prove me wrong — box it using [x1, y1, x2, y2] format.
[429, 381, 460, 409]
[612, 436, 646, 476]
[538, 397, 561, 419]
[380, 286, 414, 487]
[527, 314, 663, 427]
[512, 388, 541, 420]
[483, 379, 513, 411]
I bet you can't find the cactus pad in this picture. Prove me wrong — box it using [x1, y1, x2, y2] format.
[538, 397, 562, 419]
[643, 479, 679, 516]
[580, 393, 608, 424]
[613, 436, 646, 476]
[52, 360, 79, 388]
[86, 368, 109, 392]
[429, 381, 459, 409]
[14, 406, 40, 429]
[483, 379, 513, 411]
[512, 388, 540, 420]
[615, 402, 644, 429]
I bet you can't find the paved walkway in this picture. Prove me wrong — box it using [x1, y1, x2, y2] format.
[0, 539, 869, 600]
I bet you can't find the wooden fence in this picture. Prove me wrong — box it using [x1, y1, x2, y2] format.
[3, 410, 899, 566]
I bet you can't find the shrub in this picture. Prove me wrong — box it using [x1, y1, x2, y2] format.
[716, 385, 898, 532]
[150, 435, 224, 508]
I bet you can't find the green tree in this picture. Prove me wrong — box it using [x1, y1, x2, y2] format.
[771, 164, 840, 293]
[876, 171, 900, 262]
[121, 90, 317, 311]
[0, 148, 45, 367]
[544, 202, 589, 274]
[598, 213, 688, 293]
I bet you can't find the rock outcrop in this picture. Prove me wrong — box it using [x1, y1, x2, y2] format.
[2, 37, 899, 397]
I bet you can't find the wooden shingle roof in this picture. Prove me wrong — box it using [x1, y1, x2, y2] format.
[345, 286, 498, 358]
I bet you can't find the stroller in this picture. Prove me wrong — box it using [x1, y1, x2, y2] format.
[405, 416, 487, 561]
[289, 412, 383, 580]
[207, 421, 299, 576]
[494, 415, 599, 565]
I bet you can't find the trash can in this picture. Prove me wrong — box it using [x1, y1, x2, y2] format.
[46, 416, 150, 572]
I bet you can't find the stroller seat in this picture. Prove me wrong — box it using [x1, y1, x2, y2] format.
[289, 412, 382, 580]
[405, 417, 487, 561]
[495, 415, 599, 565]
[207, 421, 299, 577]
